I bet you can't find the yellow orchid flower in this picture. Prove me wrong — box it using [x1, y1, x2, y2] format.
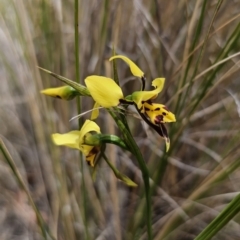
[131, 78, 165, 110]
[85, 76, 124, 108]
[41, 86, 79, 100]
[52, 120, 101, 167]
[109, 55, 144, 78]
[84, 54, 176, 152]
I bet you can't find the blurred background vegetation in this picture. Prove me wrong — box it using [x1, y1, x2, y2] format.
[1, 0, 240, 239]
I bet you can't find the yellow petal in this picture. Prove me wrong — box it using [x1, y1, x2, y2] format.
[79, 120, 101, 145]
[109, 55, 144, 78]
[144, 103, 176, 123]
[132, 78, 165, 109]
[41, 86, 78, 100]
[52, 131, 80, 149]
[86, 153, 95, 167]
[85, 146, 100, 167]
[85, 76, 124, 107]
[91, 102, 100, 120]
[80, 144, 94, 156]
[152, 78, 165, 94]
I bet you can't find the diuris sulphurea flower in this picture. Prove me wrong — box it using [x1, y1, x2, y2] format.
[51, 119, 137, 186]
[52, 120, 101, 167]
[85, 55, 176, 152]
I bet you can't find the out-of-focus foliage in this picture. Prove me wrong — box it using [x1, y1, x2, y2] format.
[1, 0, 240, 239]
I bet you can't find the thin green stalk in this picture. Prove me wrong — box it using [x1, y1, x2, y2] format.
[99, 0, 109, 69]
[110, 53, 152, 237]
[108, 109, 153, 240]
[74, 1, 89, 239]
[189, 22, 240, 116]
[194, 193, 240, 240]
[153, 0, 164, 76]
[74, 0, 81, 119]
[155, 152, 240, 240]
[0, 138, 55, 240]
[179, 0, 223, 114]
[174, 0, 208, 116]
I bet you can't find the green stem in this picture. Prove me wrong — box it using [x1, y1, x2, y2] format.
[84, 134, 130, 151]
[110, 52, 152, 238]
[108, 109, 153, 239]
[74, 1, 89, 239]
[0, 138, 55, 240]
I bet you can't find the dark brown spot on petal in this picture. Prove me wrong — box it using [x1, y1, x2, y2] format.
[154, 115, 164, 124]
[144, 107, 150, 111]
[162, 112, 167, 116]
[154, 107, 160, 111]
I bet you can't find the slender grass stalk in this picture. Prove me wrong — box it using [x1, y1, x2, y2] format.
[74, 0, 90, 239]
[174, 0, 208, 116]
[0, 138, 55, 240]
[155, 151, 240, 240]
[189, 22, 240, 116]
[179, 0, 223, 114]
[194, 193, 240, 240]
[153, 0, 164, 76]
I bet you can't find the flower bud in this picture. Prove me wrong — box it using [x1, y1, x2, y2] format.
[41, 86, 79, 100]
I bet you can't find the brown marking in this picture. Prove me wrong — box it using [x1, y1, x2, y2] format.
[154, 107, 160, 111]
[90, 146, 99, 155]
[163, 106, 169, 112]
[154, 115, 163, 124]
[162, 112, 167, 116]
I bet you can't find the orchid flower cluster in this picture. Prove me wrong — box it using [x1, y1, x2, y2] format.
[41, 55, 176, 186]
